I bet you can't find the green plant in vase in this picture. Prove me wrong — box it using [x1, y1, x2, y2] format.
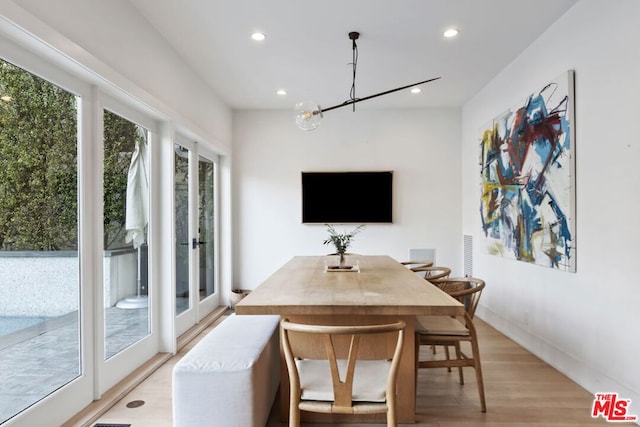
[323, 224, 365, 268]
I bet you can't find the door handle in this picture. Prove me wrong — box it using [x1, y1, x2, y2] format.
[192, 238, 207, 249]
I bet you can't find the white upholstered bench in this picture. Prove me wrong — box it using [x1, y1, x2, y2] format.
[172, 314, 281, 427]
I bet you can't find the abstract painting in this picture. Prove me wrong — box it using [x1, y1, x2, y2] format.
[479, 71, 576, 272]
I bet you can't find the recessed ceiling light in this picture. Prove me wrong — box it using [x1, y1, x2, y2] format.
[443, 28, 459, 38]
[251, 32, 266, 41]
[276, 89, 287, 96]
[410, 87, 421, 94]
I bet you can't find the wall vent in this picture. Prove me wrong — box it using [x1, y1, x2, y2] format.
[463, 235, 473, 277]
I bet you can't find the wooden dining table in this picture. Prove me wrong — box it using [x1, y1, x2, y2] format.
[235, 255, 464, 424]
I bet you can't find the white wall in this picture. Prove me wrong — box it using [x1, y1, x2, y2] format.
[232, 107, 462, 289]
[1, 0, 232, 151]
[462, 0, 640, 416]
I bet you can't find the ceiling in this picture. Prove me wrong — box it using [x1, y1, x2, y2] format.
[128, 0, 578, 111]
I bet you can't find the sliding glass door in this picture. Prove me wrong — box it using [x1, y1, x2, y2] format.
[0, 51, 92, 427]
[102, 109, 151, 361]
[174, 140, 219, 336]
[97, 102, 158, 393]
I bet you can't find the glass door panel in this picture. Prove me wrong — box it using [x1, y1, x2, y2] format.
[174, 142, 219, 335]
[0, 58, 81, 423]
[198, 155, 215, 301]
[174, 144, 190, 315]
[102, 110, 150, 360]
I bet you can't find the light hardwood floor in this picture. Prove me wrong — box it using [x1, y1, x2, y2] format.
[91, 315, 632, 427]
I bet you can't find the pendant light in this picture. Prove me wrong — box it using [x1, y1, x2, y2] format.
[295, 32, 440, 131]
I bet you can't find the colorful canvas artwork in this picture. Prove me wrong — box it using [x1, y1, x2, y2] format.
[479, 71, 576, 272]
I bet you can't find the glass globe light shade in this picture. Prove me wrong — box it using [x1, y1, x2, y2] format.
[294, 101, 323, 131]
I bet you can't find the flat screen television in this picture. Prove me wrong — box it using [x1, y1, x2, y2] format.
[301, 171, 393, 223]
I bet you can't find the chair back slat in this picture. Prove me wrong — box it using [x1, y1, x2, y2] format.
[323, 333, 361, 408]
[437, 277, 485, 319]
[280, 319, 405, 423]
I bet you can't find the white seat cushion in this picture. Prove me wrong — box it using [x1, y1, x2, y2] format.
[296, 359, 390, 402]
[176, 314, 279, 372]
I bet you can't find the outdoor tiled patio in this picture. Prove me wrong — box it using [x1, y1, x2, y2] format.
[0, 305, 150, 423]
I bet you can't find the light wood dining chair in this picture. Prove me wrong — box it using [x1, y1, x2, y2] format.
[415, 277, 487, 412]
[410, 265, 452, 355]
[400, 260, 434, 270]
[280, 319, 406, 427]
[410, 265, 451, 284]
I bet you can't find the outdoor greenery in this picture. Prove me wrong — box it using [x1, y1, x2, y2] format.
[103, 110, 145, 249]
[0, 60, 78, 250]
[0, 58, 140, 251]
